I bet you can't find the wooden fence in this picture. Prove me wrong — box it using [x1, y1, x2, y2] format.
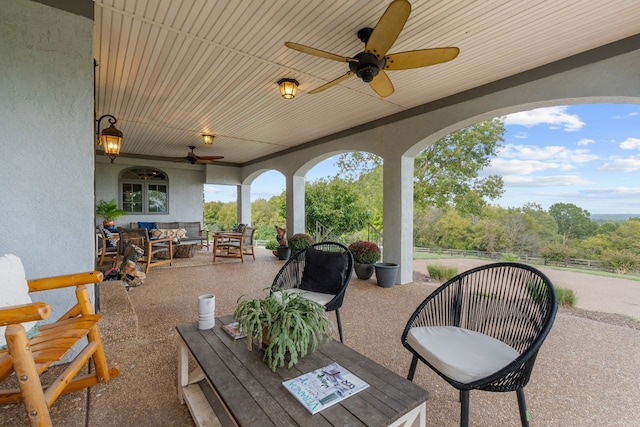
[413, 247, 640, 276]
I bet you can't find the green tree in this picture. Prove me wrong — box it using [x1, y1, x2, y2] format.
[305, 178, 371, 236]
[521, 203, 558, 247]
[414, 119, 505, 215]
[251, 198, 285, 240]
[431, 209, 473, 249]
[203, 201, 225, 231]
[217, 202, 238, 230]
[548, 203, 598, 245]
[337, 119, 506, 216]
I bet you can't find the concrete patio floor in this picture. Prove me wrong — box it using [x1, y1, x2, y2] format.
[2, 248, 640, 426]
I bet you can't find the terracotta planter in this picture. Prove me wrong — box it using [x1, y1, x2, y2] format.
[354, 263, 375, 280]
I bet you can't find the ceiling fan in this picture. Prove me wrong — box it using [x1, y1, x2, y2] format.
[167, 146, 224, 164]
[285, 0, 459, 97]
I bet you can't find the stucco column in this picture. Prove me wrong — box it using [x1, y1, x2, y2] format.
[382, 154, 414, 284]
[286, 174, 306, 235]
[237, 184, 251, 225]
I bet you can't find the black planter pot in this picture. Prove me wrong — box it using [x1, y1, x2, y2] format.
[276, 246, 291, 260]
[374, 263, 399, 288]
[354, 263, 375, 280]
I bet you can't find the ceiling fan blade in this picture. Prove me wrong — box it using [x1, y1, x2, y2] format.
[308, 72, 354, 94]
[385, 47, 460, 70]
[369, 70, 394, 97]
[197, 156, 225, 161]
[365, 0, 411, 60]
[285, 42, 355, 62]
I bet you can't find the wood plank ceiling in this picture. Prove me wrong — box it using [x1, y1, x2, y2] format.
[94, 0, 640, 165]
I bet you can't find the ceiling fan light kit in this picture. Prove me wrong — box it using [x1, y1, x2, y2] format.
[277, 78, 299, 99]
[202, 134, 214, 145]
[284, 0, 459, 97]
[96, 114, 123, 163]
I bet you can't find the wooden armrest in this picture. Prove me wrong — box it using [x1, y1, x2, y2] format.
[27, 271, 103, 293]
[0, 302, 50, 326]
[150, 237, 173, 244]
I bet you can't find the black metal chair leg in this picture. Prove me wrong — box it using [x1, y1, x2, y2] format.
[407, 355, 418, 380]
[517, 388, 530, 427]
[460, 390, 470, 427]
[335, 309, 344, 343]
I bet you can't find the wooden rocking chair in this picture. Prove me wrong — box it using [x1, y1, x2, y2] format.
[0, 263, 119, 426]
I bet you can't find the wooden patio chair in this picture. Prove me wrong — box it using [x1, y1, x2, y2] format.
[96, 226, 118, 267]
[401, 262, 557, 427]
[116, 227, 173, 273]
[270, 242, 354, 343]
[0, 254, 119, 426]
[213, 226, 256, 262]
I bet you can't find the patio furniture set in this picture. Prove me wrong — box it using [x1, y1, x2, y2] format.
[2, 244, 557, 426]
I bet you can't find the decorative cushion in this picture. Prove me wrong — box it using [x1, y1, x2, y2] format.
[300, 246, 346, 295]
[272, 289, 334, 307]
[137, 222, 157, 234]
[150, 228, 187, 240]
[102, 227, 118, 248]
[0, 254, 37, 348]
[406, 326, 519, 384]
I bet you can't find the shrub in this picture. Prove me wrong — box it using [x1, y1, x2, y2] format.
[265, 239, 279, 250]
[603, 250, 640, 275]
[541, 243, 577, 264]
[555, 286, 577, 307]
[501, 253, 519, 262]
[348, 240, 381, 264]
[287, 233, 314, 253]
[427, 263, 458, 281]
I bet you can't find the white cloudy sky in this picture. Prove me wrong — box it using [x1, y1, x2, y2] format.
[205, 104, 640, 214]
[484, 104, 640, 214]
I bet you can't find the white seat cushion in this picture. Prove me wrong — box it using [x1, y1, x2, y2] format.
[0, 254, 36, 348]
[272, 289, 334, 307]
[406, 326, 519, 384]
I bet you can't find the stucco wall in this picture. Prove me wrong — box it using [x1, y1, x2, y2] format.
[95, 157, 206, 227]
[0, 0, 95, 317]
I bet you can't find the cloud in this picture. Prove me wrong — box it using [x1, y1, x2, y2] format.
[513, 132, 528, 139]
[496, 144, 598, 163]
[503, 106, 585, 131]
[502, 175, 591, 187]
[577, 138, 594, 146]
[620, 137, 640, 150]
[598, 156, 640, 172]
[613, 112, 640, 119]
[488, 158, 575, 175]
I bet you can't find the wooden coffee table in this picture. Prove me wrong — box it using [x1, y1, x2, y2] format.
[177, 315, 429, 427]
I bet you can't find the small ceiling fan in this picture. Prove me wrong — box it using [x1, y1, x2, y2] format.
[285, 0, 459, 97]
[167, 146, 224, 164]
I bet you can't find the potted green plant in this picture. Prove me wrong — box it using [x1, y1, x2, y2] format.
[348, 240, 381, 280]
[234, 291, 333, 371]
[287, 233, 314, 255]
[96, 199, 126, 228]
[265, 239, 279, 257]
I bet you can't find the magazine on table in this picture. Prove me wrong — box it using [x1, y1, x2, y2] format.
[222, 321, 247, 340]
[282, 362, 369, 414]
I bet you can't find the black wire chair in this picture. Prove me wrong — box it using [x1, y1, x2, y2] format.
[401, 262, 557, 427]
[271, 242, 354, 343]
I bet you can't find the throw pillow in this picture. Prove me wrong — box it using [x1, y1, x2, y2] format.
[102, 227, 118, 247]
[149, 228, 164, 239]
[149, 228, 188, 240]
[137, 222, 157, 234]
[300, 246, 346, 295]
[0, 254, 37, 348]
